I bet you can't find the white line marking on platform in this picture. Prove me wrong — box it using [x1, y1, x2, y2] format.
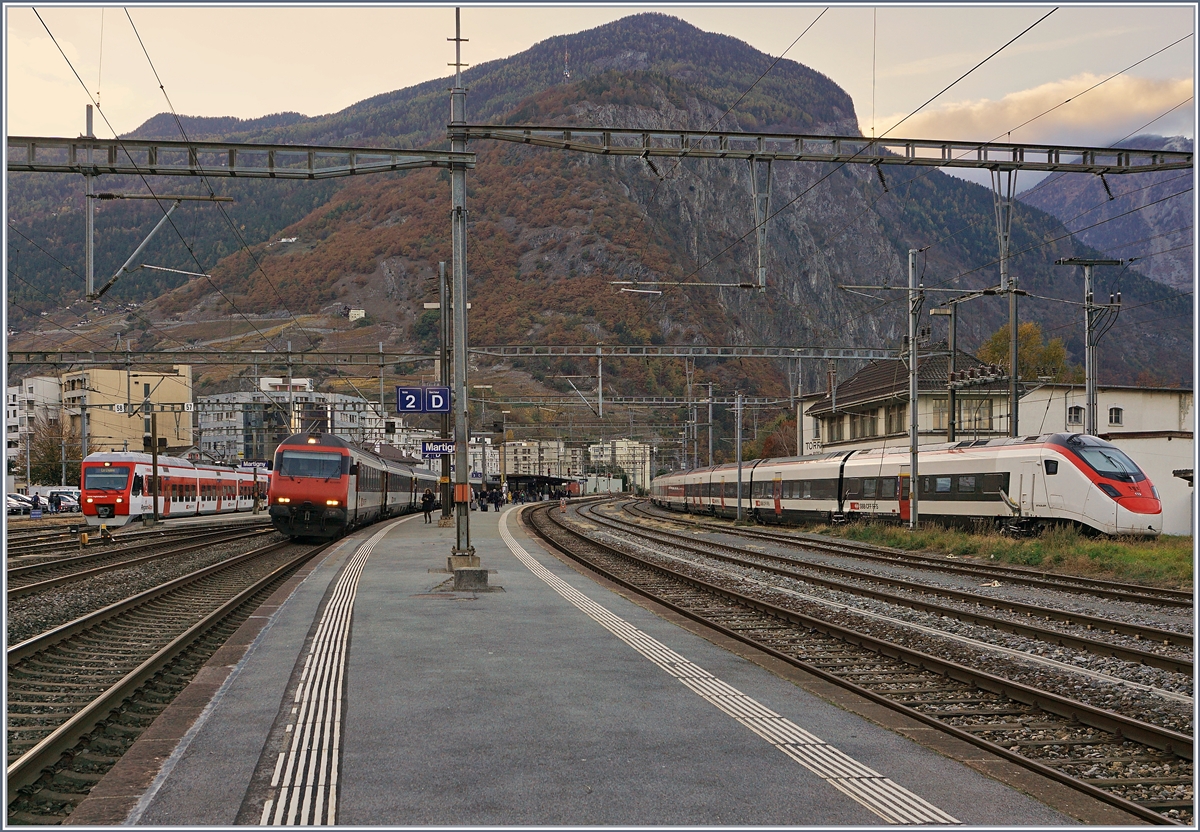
[260, 514, 417, 826]
[501, 510, 960, 825]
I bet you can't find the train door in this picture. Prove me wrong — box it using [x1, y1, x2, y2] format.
[899, 471, 911, 523]
[773, 474, 783, 518]
[718, 477, 726, 512]
[1018, 461, 1037, 516]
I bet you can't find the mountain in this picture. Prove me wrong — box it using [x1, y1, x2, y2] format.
[1017, 135, 1193, 293]
[7, 13, 1193, 405]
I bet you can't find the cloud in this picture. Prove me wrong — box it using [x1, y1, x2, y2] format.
[869, 74, 1195, 146]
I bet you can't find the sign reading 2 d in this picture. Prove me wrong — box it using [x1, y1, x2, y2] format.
[396, 386, 452, 413]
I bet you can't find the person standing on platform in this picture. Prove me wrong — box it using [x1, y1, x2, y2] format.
[421, 488, 435, 523]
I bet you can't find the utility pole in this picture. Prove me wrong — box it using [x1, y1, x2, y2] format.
[735, 392, 743, 522]
[930, 305, 957, 442]
[448, 8, 476, 568]
[439, 261, 452, 522]
[908, 249, 920, 530]
[707, 382, 713, 466]
[992, 170, 1019, 437]
[85, 106, 95, 298]
[1055, 258, 1123, 436]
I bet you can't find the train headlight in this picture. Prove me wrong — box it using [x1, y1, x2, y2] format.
[325, 499, 340, 507]
[115, 497, 123, 503]
[1152, 486, 1160, 500]
[86, 497, 94, 504]
[1097, 483, 1121, 499]
[277, 497, 291, 504]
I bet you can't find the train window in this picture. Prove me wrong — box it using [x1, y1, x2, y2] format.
[879, 478, 896, 499]
[982, 473, 1009, 495]
[936, 477, 952, 493]
[862, 478, 876, 499]
[132, 475, 143, 496]
[844, 478, 861, 498]
[1044, 460, 1058, 475]
[957, 475, 976, 493]
[802, 481, 812, 499]
[277, 450, 346, 479]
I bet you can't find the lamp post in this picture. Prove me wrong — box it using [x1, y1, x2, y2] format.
[499, 410, 510, 499]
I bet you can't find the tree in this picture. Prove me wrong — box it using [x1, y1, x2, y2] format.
[977, 322, 1081, 382]
[20, 417, 80, 487]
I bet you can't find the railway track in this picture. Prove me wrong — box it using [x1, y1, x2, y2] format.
[631, 502, 1193, 607]
[528, 502, 1193, 824]
[6, 518, 271, 561]
[6, 539, 329, 824]
[578, 502, 1192, 676]
[7, 527, 276, 598]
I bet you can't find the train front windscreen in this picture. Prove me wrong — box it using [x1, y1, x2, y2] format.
[84, 465, 130, 490]
[274, 450, 347, 479]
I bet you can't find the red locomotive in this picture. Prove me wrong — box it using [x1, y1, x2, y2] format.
[268, 433, 437, 539]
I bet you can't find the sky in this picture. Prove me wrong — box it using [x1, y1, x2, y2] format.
[5, 3, 1197, 173]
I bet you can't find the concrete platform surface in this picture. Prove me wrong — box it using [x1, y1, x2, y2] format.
[81, 505, 1079, 826]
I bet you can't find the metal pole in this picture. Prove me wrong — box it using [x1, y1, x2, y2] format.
[85, 106, 95, 298]
[287, 341, 294, 434]
[379, 341, 385, 440]
[597, 345, 603, 418]
[908, 249, 919, 530]
[450, 8, 473, 557]
[151, 411, 160, 524]
[707, 382, 713, 466]
[796, 356, 803, 456]
[736, 392, 743, 522]
[1084, 264, 1096, 436]
[1009, 282, 1019, 437]
[948, 305, 957, 442]
[439, 261, 451, 519]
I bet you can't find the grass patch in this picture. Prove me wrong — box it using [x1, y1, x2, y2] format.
[801, 521, 1193, 590]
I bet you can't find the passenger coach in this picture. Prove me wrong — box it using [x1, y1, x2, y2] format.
[651, 433, 1162, 537]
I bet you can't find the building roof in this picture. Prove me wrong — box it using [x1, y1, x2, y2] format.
[806, 345, 1007, 417]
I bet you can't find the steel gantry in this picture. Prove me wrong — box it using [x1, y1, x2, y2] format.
[458, 125, 1192, 291]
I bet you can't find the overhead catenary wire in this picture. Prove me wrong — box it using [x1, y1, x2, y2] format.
[644, 7, 1060, 306]
[28, 9, 300, 357]
[122, 8, 320, 354]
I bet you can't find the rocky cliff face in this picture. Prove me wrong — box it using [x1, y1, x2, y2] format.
[8, 14, 1192, 394]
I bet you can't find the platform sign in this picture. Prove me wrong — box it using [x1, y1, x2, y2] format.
[421, 440, 455, 457]
[396, 387, 424, 412]
[396, 386, 452, 413]
[424, 386, 451, 413]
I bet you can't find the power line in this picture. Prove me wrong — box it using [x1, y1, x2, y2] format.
[30, 9, 296, 356]
[646, 7, 1059, 303]
[123, 8, 319, 353]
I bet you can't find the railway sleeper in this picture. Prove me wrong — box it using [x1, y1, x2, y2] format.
[1086, 776, 1194, 787]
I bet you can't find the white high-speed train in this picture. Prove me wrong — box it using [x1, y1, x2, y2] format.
[650, 433, 1162, 536]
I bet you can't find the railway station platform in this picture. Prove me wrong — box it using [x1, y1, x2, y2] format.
[67, 504, 1102, 826]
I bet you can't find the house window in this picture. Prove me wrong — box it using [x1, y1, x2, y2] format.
[961, 399, 993, 431]
[932, 397, 948, 430]
[885, 404, 906, 435]
[1109, 406, 1123, 426]
[850, 410, 878, 439]
[825, 415, 844, 443]
[1067, 405, 1084, 425]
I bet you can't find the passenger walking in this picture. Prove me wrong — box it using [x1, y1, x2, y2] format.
[421, 488, 435, 523]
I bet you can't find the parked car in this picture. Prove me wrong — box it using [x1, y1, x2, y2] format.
[55, 495, 81, 512]
[7, 493, 33, 515]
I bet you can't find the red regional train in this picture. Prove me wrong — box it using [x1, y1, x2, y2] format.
[80, 452, 269, 528]
[650, 433, 1162, 537]
[268, 432, 438, 539]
